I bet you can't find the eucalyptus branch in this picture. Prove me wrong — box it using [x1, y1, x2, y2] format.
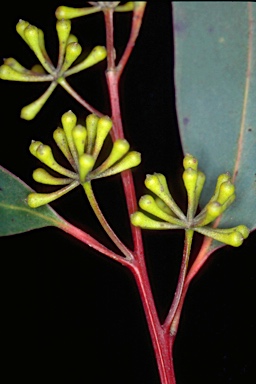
[0, 3, 253, 384]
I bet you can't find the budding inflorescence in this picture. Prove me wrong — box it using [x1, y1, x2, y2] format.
[27, 111, 141, 208]
[0, 19, 107, 120]
[131, 154, 249, 247]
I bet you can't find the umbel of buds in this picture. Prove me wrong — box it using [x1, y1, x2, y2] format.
[0, 19, 107, 120]
[27, 111, 141, 208]
[131, 154, 249, 247]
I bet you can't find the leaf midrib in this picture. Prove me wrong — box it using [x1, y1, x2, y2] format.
[0, 201, 62, 227]
[232, 2, 254, 183]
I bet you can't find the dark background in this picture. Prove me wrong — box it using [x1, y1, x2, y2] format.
[1, 1, 255, 383]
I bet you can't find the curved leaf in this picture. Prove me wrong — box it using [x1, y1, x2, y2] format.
[173, 1, 256, 246]
[0, 165, 65, 236]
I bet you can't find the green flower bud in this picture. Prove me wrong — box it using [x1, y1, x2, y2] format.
[145, 173, 186, 220]
[67, 34, 78, 44]
[155, 197, 175, 216]
[228, 231, 245, 247]
[32, 143, 77, 178]
[34, 143, 55, 163]
[56, 19, 71, 52]
[195, 201, 222, 226]
[72, 124, 87, 157]
[207, 201, 223, 217]
[61, 42, 82, 73]
[145, 173, 168, 196]
[194, 170, 206, 208]
[65, 46, 107, 77]
[21, 82, 57, 120]
[183, 167, 198, 220]
[61, 110, 78, 164]
[24, 25, 53, 73]
[33, 168, 73, 185]
[131, 211, 180, 230]
[3, 58, 29, 73]
[211, 172, 231, 202]
[0, 64, 51, 82]
[61, 110, 77, 135]
[183, 153, 198, 171]
[29, 140, 43, 156]
[27, 180, 79, 208]
[27, 192, 58, 208]
[79, 154, 95, 182]
[205, 225, 250, 238]
[55, 5, 101, 21]
[38, 29, 50, 62]
[16, 19, 30, 42]
[138, 195, 184, 226]
[31, 64, 45, 74]
[94, 151, 141, 179]
[183, 168, 197, 189]
[216, 180, 235, 205]
[194, 225, 250, 247]
[86, 114, 99, 154]
[235, 225, 250, 239]
[91, 139, 130, 176]
[93, 116, 112, 159]
[53, 127, 75, 167]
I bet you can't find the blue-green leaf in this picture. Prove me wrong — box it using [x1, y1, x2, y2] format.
[173, 2, 256, 243]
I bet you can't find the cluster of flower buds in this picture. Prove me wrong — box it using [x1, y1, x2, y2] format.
[56, 2, 135, 20]
[27, 111, 141, 208]
[131, 154, 249, 247]
[0, 19, 107, 120]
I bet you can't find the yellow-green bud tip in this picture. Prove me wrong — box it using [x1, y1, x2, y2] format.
[207, 201, 222, 217]
[91, 46, 107, 61]
[79, 154, 95, 182]
[217, 180, 235, 204]
[235, 225, 250, 239]
[229, 231, 244, 247]
[29, 140, 43, 156]
[183, 154, 198, 171]
[97, 116, 113, 133]
[27, 192, 52, 208]
[61, 110, 77, 132]
[130, 212, 146, 227]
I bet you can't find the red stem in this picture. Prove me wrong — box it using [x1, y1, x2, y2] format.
[59, 219, 130, 268]
[116, 2, 147, 80]
[129, 258, 176, 384]
[103, 7, 177, 383]
[104, 9, 144, 256]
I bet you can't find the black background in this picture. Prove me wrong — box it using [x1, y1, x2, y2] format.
[1, 1, 255, 383]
